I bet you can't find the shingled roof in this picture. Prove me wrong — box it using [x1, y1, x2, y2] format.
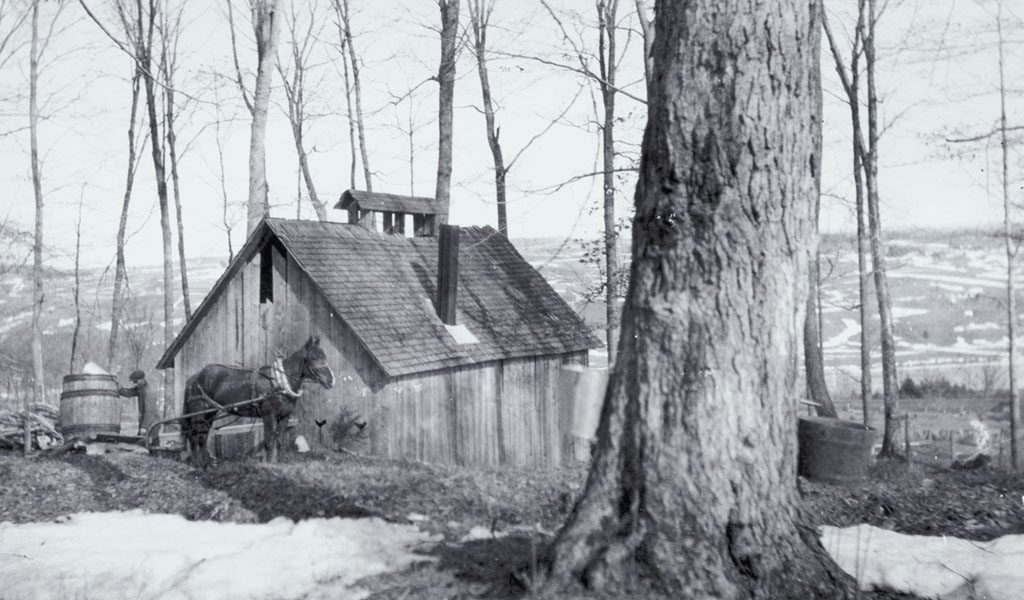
[157, 218, 599, 377]
[335, 189, 448, 215]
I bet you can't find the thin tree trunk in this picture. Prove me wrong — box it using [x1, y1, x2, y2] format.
[468, 0, 508, 235]
[70, 196, 83, 374]
[134, 0, 175, 416]
[864, 0, 903, 456]
[339, 0, 371, 191]
[634, 0, 653, 85]
[854, 119, 872, 426]
[247, 0, 282, 233]
[408, 100, 415, 196]
[805, 5, 836, 419]
[108, 68, 142, 369]
[339, 34, 356, 189]
[279, 16, 328, 222]
[435, 0, 459, 218]
[543, 1, 853, 596]
[823, 0, 873, 428]
[163, 59, 191, 321]
[213, 92, 234, 261]
[598, 0, 619, 363]
[28, 0, 44, 456]
[996, 3, 1018, 469]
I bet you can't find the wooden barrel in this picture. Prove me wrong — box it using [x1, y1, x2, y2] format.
[59, 374, 122, 438]
[798, 416, 876, 486]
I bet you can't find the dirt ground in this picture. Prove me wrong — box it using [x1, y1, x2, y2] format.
[2, 449, 1022, 599]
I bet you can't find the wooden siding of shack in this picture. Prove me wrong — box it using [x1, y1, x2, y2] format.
[172, 244, 589, 468]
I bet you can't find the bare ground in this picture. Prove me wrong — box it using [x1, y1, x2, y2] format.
[2, 449, 1021, 598]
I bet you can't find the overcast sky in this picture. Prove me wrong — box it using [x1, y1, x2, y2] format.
[1, 0, 1021, 270]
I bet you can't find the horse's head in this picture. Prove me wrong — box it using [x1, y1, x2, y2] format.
[301, 335, 335, 390]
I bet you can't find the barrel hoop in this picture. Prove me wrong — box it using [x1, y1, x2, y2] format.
[60, 390, 121, 400]
[62, 424, 120, 435]
[63, 374, 117, 383]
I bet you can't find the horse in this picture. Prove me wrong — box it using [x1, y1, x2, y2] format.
[181, 335, 335, 468]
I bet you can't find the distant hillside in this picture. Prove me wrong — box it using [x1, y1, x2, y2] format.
[2, 229, 1019, 404]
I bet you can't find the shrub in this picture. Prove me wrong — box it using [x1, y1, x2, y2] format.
[329, 407, 368, 451]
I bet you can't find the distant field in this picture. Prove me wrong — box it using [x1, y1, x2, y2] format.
[2, 229, 1021, 404]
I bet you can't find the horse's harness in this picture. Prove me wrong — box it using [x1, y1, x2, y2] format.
[190, 348, 328, 415]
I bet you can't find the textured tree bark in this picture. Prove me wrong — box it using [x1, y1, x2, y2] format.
[468, 0, 508, 235]
[108, 68, 142, 370]
[434, 0, 459, 220]
[247, 0, 282, 234]
[28, 0, 43, 457]
[543, 0, 853, 597]
[863, 0, 903, 456]
[598, 0, 619, 363]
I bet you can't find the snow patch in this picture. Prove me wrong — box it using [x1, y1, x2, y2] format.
[822, 524, 1024, 600]
[0, 511, 438, 600]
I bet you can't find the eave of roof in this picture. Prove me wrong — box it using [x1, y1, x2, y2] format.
[334, 189, 448, 215]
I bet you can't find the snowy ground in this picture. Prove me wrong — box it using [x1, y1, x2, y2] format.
[822, 524, 1024, 600]
[0, 511, 438, 600]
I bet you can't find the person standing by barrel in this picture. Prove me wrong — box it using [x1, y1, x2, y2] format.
[119, 370, 158, 435]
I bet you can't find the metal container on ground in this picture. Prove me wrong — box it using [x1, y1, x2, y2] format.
[213, 421, 265, 460]
[797, 416, 876, 486]
[59, 374, 122, 438]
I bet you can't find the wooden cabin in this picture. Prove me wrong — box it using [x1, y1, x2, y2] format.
[156, 191, 601, 467]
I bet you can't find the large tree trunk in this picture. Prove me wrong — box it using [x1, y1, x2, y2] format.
[434, 0, 459, 218]
[864, 0, 903, 457]
[247, 0, 282, 234]
[996, 3, 1018, 468]
[28, 0, 43, 456]
[468, 0, 508, 235]
[598, 0, 619, 363]
[108, 68, 142, 370]
[543, 1, 852, 597]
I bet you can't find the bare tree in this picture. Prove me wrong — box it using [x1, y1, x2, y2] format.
[944, 0, 1020, 467]
[246, 0, 282, 233]
[70, 193, 84, 373]
[819, 2, 884, 434]
[27, 0, 43, 456]
[806, 11, 837, 419]
[597, 0, 619, 362]
[330, 0, 372, 191]
[538, 0, 631, 363]
[862, 0, 904, 456]
[107, 66, 145, 368]
[277, 0, 328, 220]
[435, 0, 459, 217]
[541, 0, 851, 595]
[467, 0, 507, 234]
[158, 0, 191, 320]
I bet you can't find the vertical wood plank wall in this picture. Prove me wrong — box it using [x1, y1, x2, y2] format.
[172, 244, 591, 468]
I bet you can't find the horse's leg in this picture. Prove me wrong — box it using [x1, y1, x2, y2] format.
[263, 410, 278, 463]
